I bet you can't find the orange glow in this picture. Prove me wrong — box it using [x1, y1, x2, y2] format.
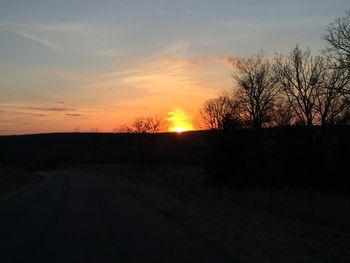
[0, 54, 232, 135]
[167, 108, 194, 132]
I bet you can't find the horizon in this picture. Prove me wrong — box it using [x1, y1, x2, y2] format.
[0, 0, 348, 135]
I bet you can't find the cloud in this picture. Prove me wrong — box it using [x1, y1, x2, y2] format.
[24, 106, 76, 112]
[66, 113, 82, 117]
[0, 21, 119, 54]
[94, 48, 128, 57]
[116, 55, 233, 97]
[162, 56, 233, 67]
[0, 109, 43, 116]
[33, 22, 100, 35]
[0, 21, 106, 36]
[4, 30, 58, 51]
[144, 40, 189, 59]
[100, 69, 141, 78]
[0, 102, 77, 113]
[32, 68, 95, 82]
[11, 30, 59, 51]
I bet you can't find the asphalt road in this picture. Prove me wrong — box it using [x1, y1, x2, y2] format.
[0, 170, 233, 263]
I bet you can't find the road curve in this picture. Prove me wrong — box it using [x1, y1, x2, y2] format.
[0, 170, 233, 263]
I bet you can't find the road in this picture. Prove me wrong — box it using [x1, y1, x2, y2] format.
[0, 170, 233, 263]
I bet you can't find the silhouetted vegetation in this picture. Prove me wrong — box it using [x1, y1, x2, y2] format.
[323, 10, 350, 69]
[198, 11, 350, 193]
[200, 96, 236, 130]
[1, 125, 349, 193]
[0, 131, 208, 170]
[0, 164, 40, 194]
[1, 11, 350, 195]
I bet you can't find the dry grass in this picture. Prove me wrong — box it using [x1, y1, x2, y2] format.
[75, 164, 350, 263]
[0, 164, 40, 197]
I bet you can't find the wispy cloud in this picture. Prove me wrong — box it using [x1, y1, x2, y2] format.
[118, 55, 232, 95]
[0, 102, 76, 113]
[95, 49, 129, 57]
[33, 22, 101, 35]
[5, 30, 59, 51]
[100, 69, 141, 78]
[23, 106, 76, 112]
[0, 21, 120, 53]
[32, 68, 95, 82]
[66, 113, 82, 117]
[0, 21, 108, 36]
[161, 56, 232, 67]
[144, 40, 189, 59]
[0, 109, 44, 116]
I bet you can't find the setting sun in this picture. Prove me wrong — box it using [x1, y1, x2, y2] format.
[167, 108, 194, 132]
[172, 126, 187, 133]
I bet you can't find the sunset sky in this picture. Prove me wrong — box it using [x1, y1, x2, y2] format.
[0, 0, 348, 134]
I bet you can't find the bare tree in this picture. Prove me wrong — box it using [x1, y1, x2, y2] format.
[113, 115, 163, 170]
[130, 118, 152, 133]
[200, 96, 235, 130]
[314, 59, 350, 126]
[114, 116, 163, 134]
[271, 100, 294, 127]
[145, 116, 162, 133]
[275, 46, 326, 128]
[323, 10, 350, 69]
[232, 52, 279, 130]
[112, 125, 129, 133]
[335, 107, 350, 125]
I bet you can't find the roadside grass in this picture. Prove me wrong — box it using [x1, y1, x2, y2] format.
[0, 164, 41, 197]
[76, 164, 350, 263]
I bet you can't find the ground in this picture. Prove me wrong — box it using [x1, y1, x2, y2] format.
[0, 170, 231, 263]
[78, 164, 350, 263]
[0, 164, 40, 197]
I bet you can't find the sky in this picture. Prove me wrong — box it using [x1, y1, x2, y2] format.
[0, 0, 348, 134]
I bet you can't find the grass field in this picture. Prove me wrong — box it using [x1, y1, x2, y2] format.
[0, 164, 40, 197]
[76, 164, 350, 263]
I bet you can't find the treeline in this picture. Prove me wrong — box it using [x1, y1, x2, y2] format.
[0, 132, 209, 170]
[201, 11, 350, 131]
[2, 12, 350, 193]
[200, 11, 350, 191]
[201, 47, 350, 131]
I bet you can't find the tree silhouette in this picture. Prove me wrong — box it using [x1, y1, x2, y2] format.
[232, 52, 279, 131]
[275, 46, 326, 129]
[271, 101, 294, 127]
[113, 115, 163, 171]
[200, 96, 235, 130]
[323, 10, 350, 70]
[114, 116, 162, 134]
[314, 58, 350, 126]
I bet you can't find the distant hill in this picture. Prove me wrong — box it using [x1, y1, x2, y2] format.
[1, 127, 349, 191]
[0, 131, 212, 170]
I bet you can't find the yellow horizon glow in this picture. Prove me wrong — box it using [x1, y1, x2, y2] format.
[171, 126, 187, 133]
[167, 108, 194, 132]
[0, 54, 232, 135]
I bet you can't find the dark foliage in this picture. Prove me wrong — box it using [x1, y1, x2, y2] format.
[0, 132, 209, 170]
[1, 126, 349, 192]
[204, 126, 350, 192]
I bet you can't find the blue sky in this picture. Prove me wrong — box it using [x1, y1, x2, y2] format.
[0, 0, 348, 134]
